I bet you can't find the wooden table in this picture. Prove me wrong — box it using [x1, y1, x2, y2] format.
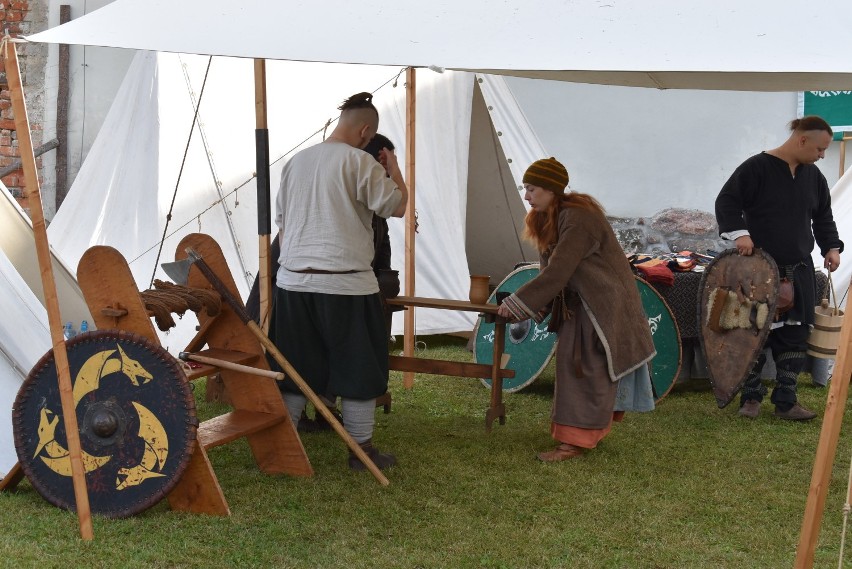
[385, 296, 515, 431]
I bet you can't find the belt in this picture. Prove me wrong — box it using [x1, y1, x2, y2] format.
[290, 268, 364, 274]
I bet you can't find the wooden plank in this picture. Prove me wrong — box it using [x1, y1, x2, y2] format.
[0, 462, 24, 492]
[167, 441, 230, 516]
[403, 67, 416, 389]
[198, 410, 287, 450]
[54, 5, 70, 210]
[178, 234, 312, 477]
[387, 295, 499, 314]
[795, 274, 852, 568]
[78, 246, 159, 341]
[182, 314, 219, 353]
[388, 355, 515, 379]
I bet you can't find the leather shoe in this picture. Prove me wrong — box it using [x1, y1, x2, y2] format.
[738, 400, 760, 419]
[348, 439, 396, 471]
[536, 443, 584, 462]
[774, 403, 817, 421]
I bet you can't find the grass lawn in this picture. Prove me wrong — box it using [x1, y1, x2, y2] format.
[2, 335, 851, 568]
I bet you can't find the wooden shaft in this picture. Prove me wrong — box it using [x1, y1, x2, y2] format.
[403, 67, 417, 389]
[187, 251, 389, 485]
[4, 38, 94, 540]
[180, 352, 284, 380]
[248, 320, 389, 486]
[490, 317, 506, 411]
[258, 235, 271, 333]
[795, 274, 852, 568]
[254, 59, 272, 333]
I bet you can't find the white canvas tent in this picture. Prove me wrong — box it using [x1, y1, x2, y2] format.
[25, 0, 852, 92]
[814, 166, 852, 306]
[0, 182, 92, 329]
[0, 187, 53, 474]
[47, 51, 542, 347]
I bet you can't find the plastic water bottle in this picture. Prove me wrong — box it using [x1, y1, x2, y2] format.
[80, 320, 89, 334]
[63, 322, 76, 340]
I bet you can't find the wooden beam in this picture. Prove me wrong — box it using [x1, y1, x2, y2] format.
[254, 59, 272, 334]
[54, 4, 70, 210]
[3, 36, 94, 540]
[795, 274, 852, 568]
[403, 67, 416, 388]
[388, 355, 515, 379]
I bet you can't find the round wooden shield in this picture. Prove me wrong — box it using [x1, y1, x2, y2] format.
[635, 276, 682, 402]
[474, 264, 557, 392]
[13, 330, 197, 518]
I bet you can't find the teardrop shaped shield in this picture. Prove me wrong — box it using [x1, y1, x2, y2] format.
[698, 249, 779, 408]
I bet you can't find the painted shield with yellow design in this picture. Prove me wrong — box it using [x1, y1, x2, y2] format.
[12, 330, 197, 518]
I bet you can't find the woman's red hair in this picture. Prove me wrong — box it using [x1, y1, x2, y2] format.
[523, 192, 606, 253]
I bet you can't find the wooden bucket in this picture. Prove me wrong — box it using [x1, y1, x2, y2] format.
[807, 302, 844, 359]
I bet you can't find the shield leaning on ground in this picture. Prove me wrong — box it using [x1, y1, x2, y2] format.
[13, 329, 197, 518]
[698, 248, 779, 408]
[474, 264, 557, 393]
[635, 276, 682, 403]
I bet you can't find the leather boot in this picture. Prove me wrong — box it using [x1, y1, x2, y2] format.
[348, 439, 397, 471]
[536, 443, 584, 462]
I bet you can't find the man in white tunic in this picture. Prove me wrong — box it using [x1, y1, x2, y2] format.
[270, 92, 408, 470]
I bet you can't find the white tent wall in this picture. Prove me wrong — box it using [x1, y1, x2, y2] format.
[0, 238, 52, 474]
[48, 51, 543, 341]
[36, 0, 135, 217]
[814, 166, 852, 307]
[505, 78, 845, 216]
[50, 53, 541, 344]
[0, 185, 92, 328]
[48, 52, 408, 351]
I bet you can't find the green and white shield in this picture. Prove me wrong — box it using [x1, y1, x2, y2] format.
[634, 276, 682, 402]
[474, 264, 557, 393]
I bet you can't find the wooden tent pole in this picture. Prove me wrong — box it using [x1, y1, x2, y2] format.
[3, 36, 93, 540]
[254, 59, 272, 334]
[795, 274, 852, 568]
[403, 67, 416, 388]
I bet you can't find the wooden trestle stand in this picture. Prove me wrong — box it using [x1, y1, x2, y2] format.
[74, 233, 313, 516]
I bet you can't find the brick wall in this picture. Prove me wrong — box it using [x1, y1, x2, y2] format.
[0, 0, 43, 212]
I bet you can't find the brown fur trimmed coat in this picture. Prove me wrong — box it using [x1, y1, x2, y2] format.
[508, 207, 655, 381]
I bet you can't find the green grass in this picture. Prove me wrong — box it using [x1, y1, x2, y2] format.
[2, 335, 852, 568]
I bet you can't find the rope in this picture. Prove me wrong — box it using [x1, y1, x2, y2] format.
[148, 55, 214, 288]
[139, 283, 222, 331]
[839, 451, 852, 568]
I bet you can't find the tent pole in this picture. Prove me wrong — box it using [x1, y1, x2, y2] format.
[254, 59, 272, 333]
[794, 274, 852, 568]
[3, 36, 94, 540]
[403, 67, 416, 388]
[840, 134, 850, 179]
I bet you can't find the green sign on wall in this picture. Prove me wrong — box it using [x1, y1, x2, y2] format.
[798, 91, 852, 138]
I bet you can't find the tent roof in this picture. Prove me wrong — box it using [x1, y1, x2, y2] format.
[25, 0, 852, 91]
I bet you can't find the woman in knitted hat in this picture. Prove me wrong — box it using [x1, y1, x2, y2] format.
[497, 158, 656, 462]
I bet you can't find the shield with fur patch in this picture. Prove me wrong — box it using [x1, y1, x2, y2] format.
[698, 248, 779, 408]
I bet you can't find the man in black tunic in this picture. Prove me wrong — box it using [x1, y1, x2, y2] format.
[715, 116, 843, 421]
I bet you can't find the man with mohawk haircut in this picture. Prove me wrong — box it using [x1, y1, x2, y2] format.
[269, 92, 408, 471]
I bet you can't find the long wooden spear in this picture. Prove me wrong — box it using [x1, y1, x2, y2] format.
[3, 35, 93, 540]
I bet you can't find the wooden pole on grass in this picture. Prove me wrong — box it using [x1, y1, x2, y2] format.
[795, 274, 852, 568]
[3, 36, 93, 540]
[402, 67, 416, 388]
